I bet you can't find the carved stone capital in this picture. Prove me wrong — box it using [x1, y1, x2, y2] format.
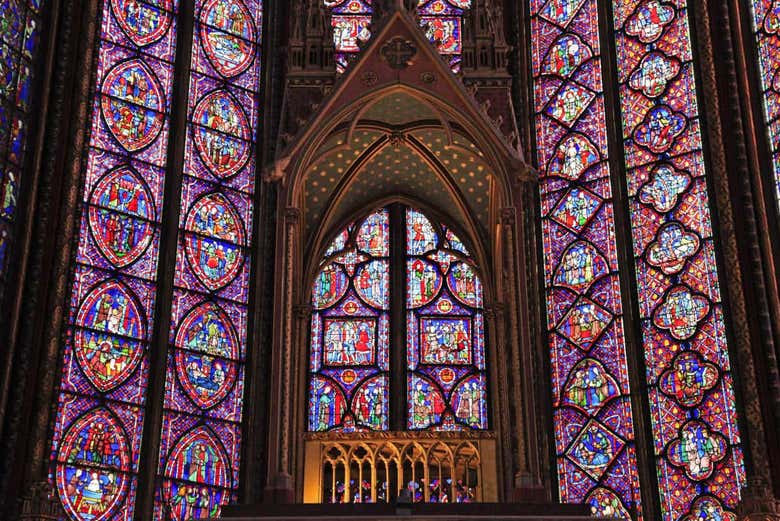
[738, 478, 780, 521]
[500, 207, 516, 226]
[17, 481, 62, 521]
[263, 156, 291, 184]
[284, 207, 301, 225]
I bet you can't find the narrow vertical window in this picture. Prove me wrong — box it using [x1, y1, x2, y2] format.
[610, 1, 746, 519]
[309, 209, 391, 431]
[0, 0, 44, 290]
[406, 209, 487, 430]
[155, 0, 263, 518]
[326, 0, 373, 74]
[48, 0, 179, 519]
[529, 0, 643, 516]
[750, 1, 780, 211]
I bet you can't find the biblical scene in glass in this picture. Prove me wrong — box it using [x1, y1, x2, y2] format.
[155, 0, 262, 518]
[406, 209, 487, 431]
[48, 0, 179, 519]
[323, 0, 471, 74]
[529, 0, 643, 516]
[0, 0, 43, 290]
[417, 0, 471, 72]
[309, 209, 391, 432]
[611, 1, 745, 519]
[325, 0, 372, 73]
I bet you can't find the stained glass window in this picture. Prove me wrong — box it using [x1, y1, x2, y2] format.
[307, 205, 488, 433]
[155, 0, 262, 518]
[529, 0, 643, 516]
[48, 0, 179, 519]
[610, 1, 745, 519]
[309, 209, 390, 431]
[530, 0, 747, 519]
[750, 1, 780, 211]
[417, 0, 471, 72]
[48, 0, 263, 519]
[325, 0, 373, 74]
[0, 0, 44, 292]
[406, 209, 487, 430]
[324, 1, 470, 74]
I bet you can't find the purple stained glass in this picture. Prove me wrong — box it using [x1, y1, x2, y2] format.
[529, 0, 643, 516]
[417, 0, 471, 72]
[0, 0, 44, 287]
[611, 0, 746, 519]
[406, 209, 487, 431]
[751, 1, 780, 210]
[324, 0, 372, 73]
[308, 209, 390, 432]
[154, 0, 262, 517]
[49, 0, 179, 518]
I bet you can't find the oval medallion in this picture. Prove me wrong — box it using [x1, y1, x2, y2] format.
[312, 263, 349, 310]
[88, 166, 156, 268]
[111, 0, 173, 47]
[199, 0, 256, 78]
[55, 408, 131, 521]
[176, 349, 238, 409]
[174, 302, 239, 409]
[174, 301, 239, 358]
[164, 426, 232, 488]
[74, 281, 146, 392]
[447, 262, 482, 308]
[192, 90, 251, 179]
[184, 192, 245, 291]
[100, 59, 165, 152]
[355, 260, 389, 309]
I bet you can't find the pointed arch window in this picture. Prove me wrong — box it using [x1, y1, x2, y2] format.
[528, 0, 747, 519]
[308, 205, 488, 432]
[47, 0, 263, 519]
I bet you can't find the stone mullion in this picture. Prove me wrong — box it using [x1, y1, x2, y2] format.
[132, 1, 195, 517]
[595, 0, 665, 517]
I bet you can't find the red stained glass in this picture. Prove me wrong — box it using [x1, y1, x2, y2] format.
[406, 209, 487, 431]
[611, 1, 746, 519]
[309, 209, 391, 432]
[155, 0, 262, 517]
[529, 0, 643, 515]
[49, 0, 179, 518]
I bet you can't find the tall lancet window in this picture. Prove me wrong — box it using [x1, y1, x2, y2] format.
[750, 1, 780, 211]
[417, 0, 471, 72]
[326, 0, 373, 73]
[307, 205, 488, 433]
[529, 0, 746, 519]
[47, 0, 263, 519]
[0, 0, 45, 295]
